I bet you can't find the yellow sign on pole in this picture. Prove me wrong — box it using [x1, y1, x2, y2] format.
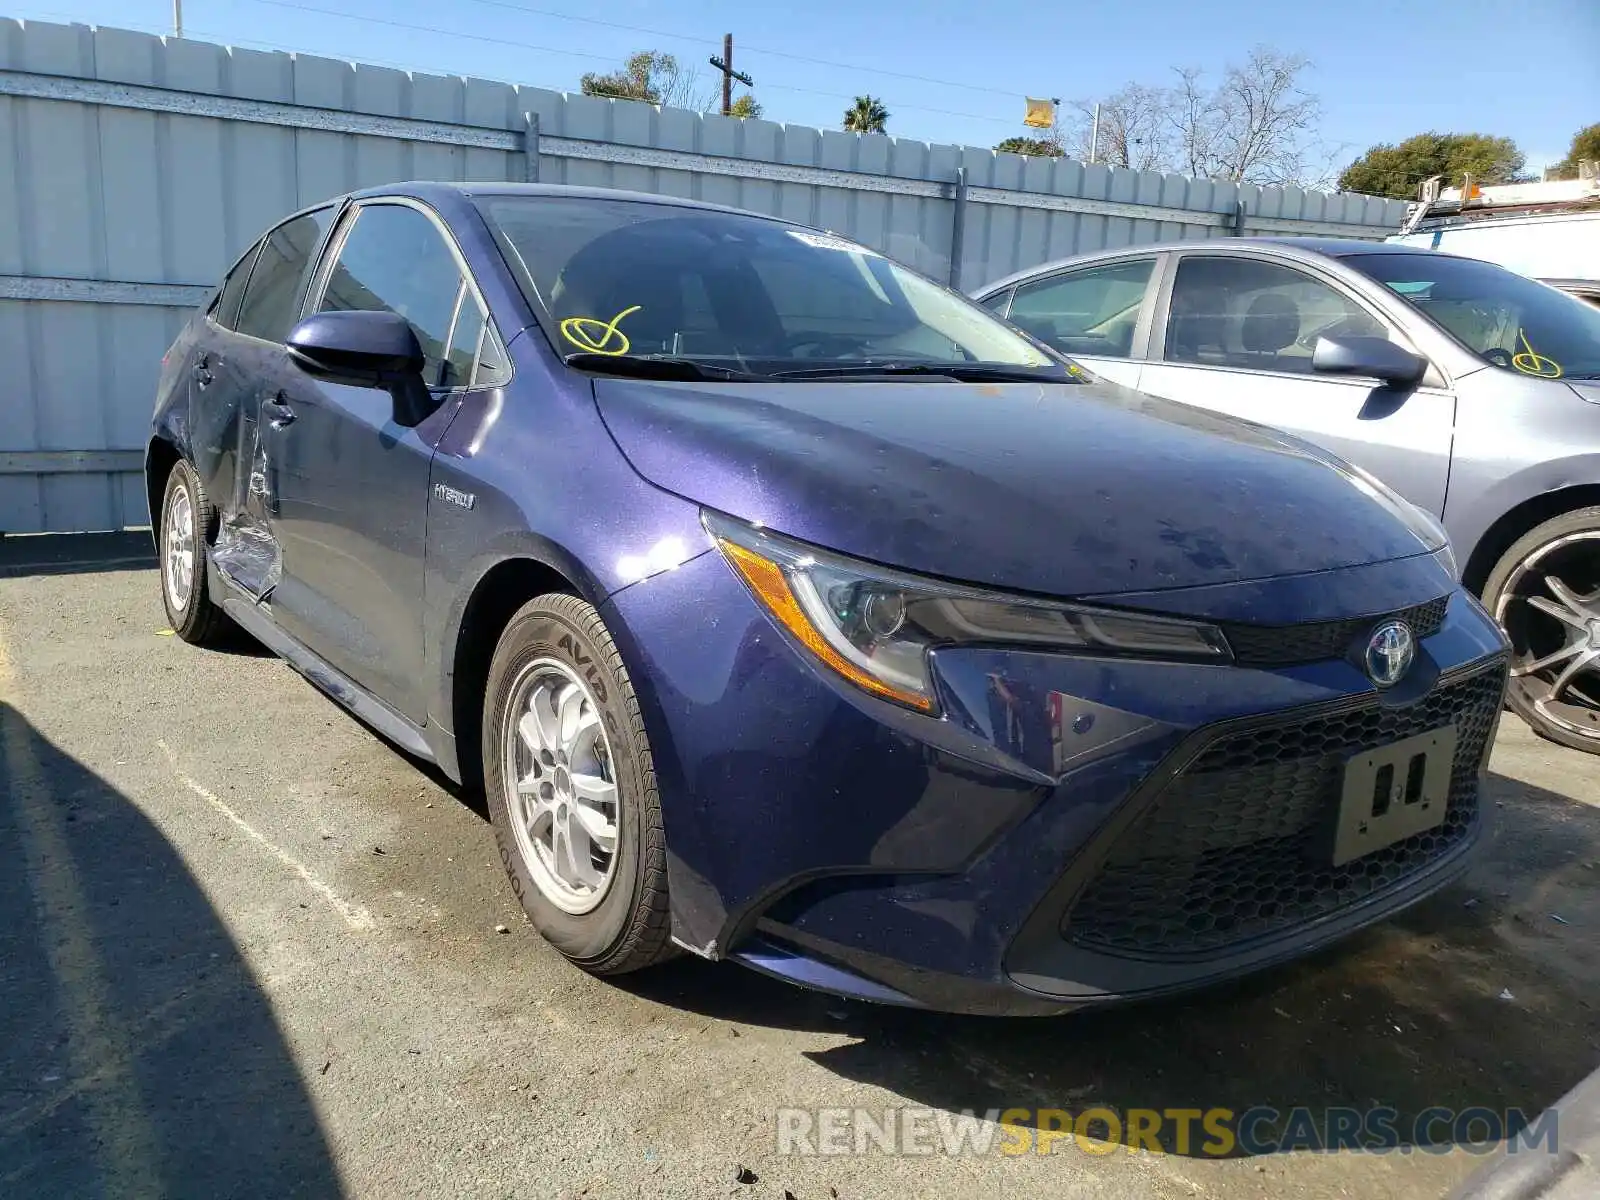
[1023, 97, 1056, 129]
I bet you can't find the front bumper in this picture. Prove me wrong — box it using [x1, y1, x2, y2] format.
[602, 549, 1509, 1016]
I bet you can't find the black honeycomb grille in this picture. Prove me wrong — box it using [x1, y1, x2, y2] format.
[1222, 595, 1450, 667]
[1064, 663, 1506, 958]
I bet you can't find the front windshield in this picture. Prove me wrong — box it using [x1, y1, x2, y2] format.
[1347, 252, 1600, 381]
[478, 195, 1064, 377]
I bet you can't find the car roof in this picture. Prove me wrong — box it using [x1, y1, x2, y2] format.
[974, 235, 1427, 296]
[344, 180, 770, 221]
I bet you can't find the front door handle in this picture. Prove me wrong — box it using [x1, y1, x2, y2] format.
[262, 394, 296, 428]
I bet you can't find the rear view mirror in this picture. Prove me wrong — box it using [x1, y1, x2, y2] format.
[1311, 335, 1427, 388]
[288, 310, 425, 387]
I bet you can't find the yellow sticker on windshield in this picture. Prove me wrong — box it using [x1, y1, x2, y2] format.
[560, 305, 641, 356]
[1512, 329, 1562, 379]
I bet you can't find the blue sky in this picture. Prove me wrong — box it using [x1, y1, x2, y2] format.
[13, 0, 1599, 175]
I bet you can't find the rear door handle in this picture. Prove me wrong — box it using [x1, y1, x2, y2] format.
[262, 394, 296, 427]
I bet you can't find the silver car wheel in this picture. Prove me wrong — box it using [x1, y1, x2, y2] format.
[500, 657, 620, 915]
[163, 483, 196, 613]
[1497, 530, 1600, 739]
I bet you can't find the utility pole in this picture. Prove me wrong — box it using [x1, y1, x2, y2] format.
[172, 0, 183, 37]
[708, 34, 752, 116]
[1089, 103, 1101, 164]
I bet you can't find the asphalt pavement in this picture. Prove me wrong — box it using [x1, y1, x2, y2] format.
[2, 534, 1598, 1199]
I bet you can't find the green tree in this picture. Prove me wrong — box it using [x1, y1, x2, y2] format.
[728, 93, 763, 120]
[842, 95, 889, 134]
[995, 135, 1063, 157]
[1337, 132, 1526, 199]
[1549, 122, 1600, 180]
[580, 51, 708, 108]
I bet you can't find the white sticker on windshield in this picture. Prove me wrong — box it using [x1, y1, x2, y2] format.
[788, 229, 878, 255]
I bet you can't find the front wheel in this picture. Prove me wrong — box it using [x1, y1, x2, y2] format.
[482, 594, 673, 974]
[1482, 507, 1600, 754]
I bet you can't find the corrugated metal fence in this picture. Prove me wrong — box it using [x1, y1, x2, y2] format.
[0, 17, 1409, 534]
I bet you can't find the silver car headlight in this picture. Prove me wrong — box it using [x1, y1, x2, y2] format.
[705, 512, 1232, 713]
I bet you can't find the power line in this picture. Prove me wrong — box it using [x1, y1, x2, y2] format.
[9, 4, 1024, 131]
[241, 0, 1021, 126]
[456, 0, 1025, 99]
[9, 7, 618, 95]
[250, 0, 622, 65]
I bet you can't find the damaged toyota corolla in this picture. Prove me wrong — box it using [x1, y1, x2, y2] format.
[148, 183, 1509, 1015]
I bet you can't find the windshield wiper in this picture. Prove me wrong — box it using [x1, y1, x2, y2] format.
[564, 352, 760, 382]
[768, 362, 1072, 383]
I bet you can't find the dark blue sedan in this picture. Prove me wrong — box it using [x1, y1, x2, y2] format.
[147, 183, 1509, 1015]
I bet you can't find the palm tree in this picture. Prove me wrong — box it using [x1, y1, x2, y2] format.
[842, 95, 889, 134]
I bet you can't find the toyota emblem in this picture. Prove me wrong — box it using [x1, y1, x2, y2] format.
[1365, 620, 1415, 688]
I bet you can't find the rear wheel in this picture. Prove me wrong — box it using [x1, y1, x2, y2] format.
[159, 460, 230, 646]
[1482, 507, 1600, 754]
[482, 594, 673, 973]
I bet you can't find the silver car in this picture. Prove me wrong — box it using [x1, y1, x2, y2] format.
[976, 239, 1600, 753]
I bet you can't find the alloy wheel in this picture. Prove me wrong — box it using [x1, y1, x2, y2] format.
[500, 657, 621, 914]
[164, 483, 195, 612]
[1495, 530, 1600, 743]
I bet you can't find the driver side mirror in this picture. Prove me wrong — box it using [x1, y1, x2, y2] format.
[1311, 335, 1427, 388]
[287, 310, 434, 427]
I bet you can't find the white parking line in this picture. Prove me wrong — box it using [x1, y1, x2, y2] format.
[156, 739, 375, 932]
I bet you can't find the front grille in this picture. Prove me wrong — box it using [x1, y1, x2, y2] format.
[1223, 594, 1450, 667]
[1064, 662, 1506, 958]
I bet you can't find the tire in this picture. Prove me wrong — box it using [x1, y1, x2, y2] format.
[482, 593, 673, 974]
[1481, 506, 1600, 754]
[158, 460, 230, 647]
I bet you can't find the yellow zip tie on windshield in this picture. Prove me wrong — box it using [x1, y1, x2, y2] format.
[1512, 329, 1562, 379]
[560, 305, 641, 356]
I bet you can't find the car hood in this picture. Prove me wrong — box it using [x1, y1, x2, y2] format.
[592, 376, 1431, 597]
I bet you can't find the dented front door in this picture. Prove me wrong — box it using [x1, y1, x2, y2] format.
[262, 360, 441, 725]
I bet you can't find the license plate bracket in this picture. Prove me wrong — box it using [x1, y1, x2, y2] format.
[1332, 725, 1456, 867]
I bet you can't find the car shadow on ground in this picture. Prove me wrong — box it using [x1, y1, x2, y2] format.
[621, 769, 1600, 1157]
[0, 703, 342, 1195]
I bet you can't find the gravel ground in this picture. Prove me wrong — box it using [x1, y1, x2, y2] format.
[2, 534, 1597, 1199]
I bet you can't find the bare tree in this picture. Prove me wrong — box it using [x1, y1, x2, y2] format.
[1065, 84, 1172, 171]
[1169, 47, 1329, 186]
[1055, 46, 1332, 187]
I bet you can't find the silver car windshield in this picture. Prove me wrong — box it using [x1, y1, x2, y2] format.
[478, 195, 1065, 376]
[1348, 251, 1600, 381]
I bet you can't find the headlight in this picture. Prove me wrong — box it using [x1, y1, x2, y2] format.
[705, 512, 1232, 713]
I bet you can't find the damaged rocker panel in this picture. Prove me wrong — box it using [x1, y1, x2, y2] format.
[216, 580, 436, 764]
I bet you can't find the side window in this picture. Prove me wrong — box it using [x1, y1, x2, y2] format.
[210, 241, 261, 331]
[1007, 259, 1154, 358]
[1164, 256, 1386, 374]
[980, 288, 1013, 315]
[234, 209, 333, 343]
[443, 283, 485, 388]
[317, 204, 498, 389]
[473, 324, 513, 387]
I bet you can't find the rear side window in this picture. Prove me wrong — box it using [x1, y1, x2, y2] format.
[234, 209, 333, 343]
[210, 242, 260, 331]
[1164, 256, 1385, 374]
[1008, 259, 1154, 358]
[317, 203, 505, 389]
